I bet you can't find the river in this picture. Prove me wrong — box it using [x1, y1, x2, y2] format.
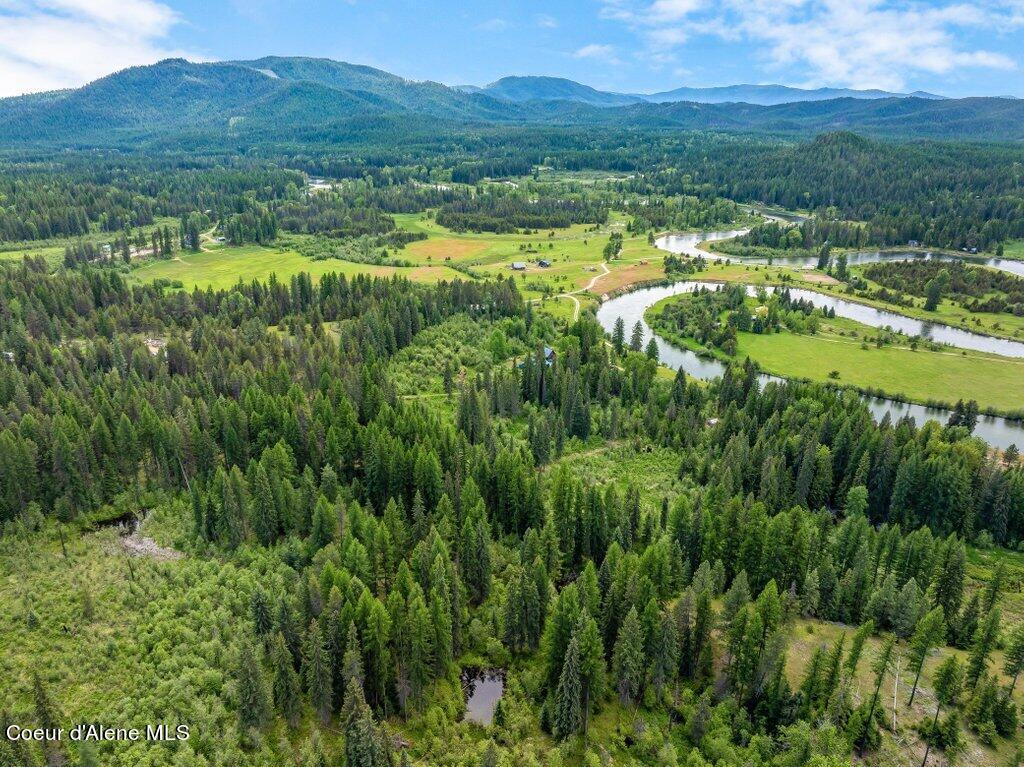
[657, 232, 1024, 278]
[595, 231, 1024, 449]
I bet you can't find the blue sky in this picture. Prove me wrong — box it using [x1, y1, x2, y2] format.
[0, 0, 1022, 98]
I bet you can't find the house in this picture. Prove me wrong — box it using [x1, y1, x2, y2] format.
[510, 262, 527, 271]
[537, 259, 551, 268]
[543, 346, 556, 365]
[907, 240, 920, 247]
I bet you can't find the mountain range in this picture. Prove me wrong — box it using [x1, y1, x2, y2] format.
[0, 56, 1021, 146]
[459, 76, 945, 107]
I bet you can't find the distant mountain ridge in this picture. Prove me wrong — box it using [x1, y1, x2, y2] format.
[0, 56, 1019, 146]
[465, 76, 946, 106]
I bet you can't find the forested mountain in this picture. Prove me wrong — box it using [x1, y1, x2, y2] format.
[1, 57, 1022, 147]
[466, 76, 643, 107]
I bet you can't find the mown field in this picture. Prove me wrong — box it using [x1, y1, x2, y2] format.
[395, 212, 666, 300]
[121, 213, 666, 320]
[129, 241, 469, 290]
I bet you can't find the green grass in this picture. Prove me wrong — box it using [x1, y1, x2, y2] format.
[549, 442, 686, 505]
[647, 293, 1024, 413]
[1000, 239, 1024, 261]
[125, 213, 671, 298]
[129, 243, 468, 290]
[394, 211, 667, 300]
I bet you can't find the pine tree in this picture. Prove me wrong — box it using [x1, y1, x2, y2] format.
[308, 496, 336, 554]
[303, 620, 333, 723]
[800, 568, 820, 618]
[845, 619, 874, 675]
[920, 656, 964, 767]
[650, 609, 679, 696]
[722, 570, 750, 624]
[1002, 621, 1024, 694]
[270, 632, 302, 728]
[855, 634, 895, 753]
[342, 621, 366, 703]
[236, 638, 272, 732]
[612, 607, 644, 705]
[966, 608, 1000, 689]
[574, 610, 605, 733]
[341, 678, 391, 767]
[629, 321, 644, 353]
[405, 591, 434, 711]
[251, 587, 273, 637]
[250, 463, 278, 546]
[907, 607, 945, 707]
[553, 636, 583, 740]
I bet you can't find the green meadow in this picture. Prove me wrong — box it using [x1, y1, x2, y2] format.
[647, 294, 1024, 413]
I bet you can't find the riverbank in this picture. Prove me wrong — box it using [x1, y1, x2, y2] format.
[687, 258, 1024, 344]
[644, 293, 1024, 419]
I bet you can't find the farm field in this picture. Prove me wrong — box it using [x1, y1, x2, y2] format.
[395, 211, 666, 300]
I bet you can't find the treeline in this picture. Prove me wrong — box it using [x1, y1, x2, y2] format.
[0, 159, 301, 244]
[864, 260, 1024, 315]
[693, 133, 1024, 251]
[436, 193, 608, 233]
[625, 195, 741, 233]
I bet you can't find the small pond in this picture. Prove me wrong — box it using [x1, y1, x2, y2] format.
[462, 668, 505, 725]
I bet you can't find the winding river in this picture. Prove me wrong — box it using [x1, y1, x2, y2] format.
[657, 231, 1024, 278]
[595, 229, 1024, 449]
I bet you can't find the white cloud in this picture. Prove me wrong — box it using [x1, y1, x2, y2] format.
[574, 43, 616, 58]
[536, 13, 558, 28]
[599, 0, 1020, 90]
[0, 0, 193, 97]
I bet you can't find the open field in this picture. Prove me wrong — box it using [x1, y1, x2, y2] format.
[738, 328, 1024, 412]
[129, 242, 467, 290]
[395, 211, 665, 300]
[123, 213, 669, 303]
[647, 292, 1024, 413]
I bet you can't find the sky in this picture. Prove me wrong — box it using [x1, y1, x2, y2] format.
[0, 0, 1022, 98]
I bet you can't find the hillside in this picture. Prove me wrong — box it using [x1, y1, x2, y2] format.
[0, 57, 1022, 146]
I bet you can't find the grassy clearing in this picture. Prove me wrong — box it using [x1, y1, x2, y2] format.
[1001, 240, 1024, 261]
[130, 243, 467, 290]
[786, 617, 1020, 767]
[737, 329, 1024, 412]
[395, 211, 666, 301]
[550, 442, 685, 506]
[647, 292, 1024, 413]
